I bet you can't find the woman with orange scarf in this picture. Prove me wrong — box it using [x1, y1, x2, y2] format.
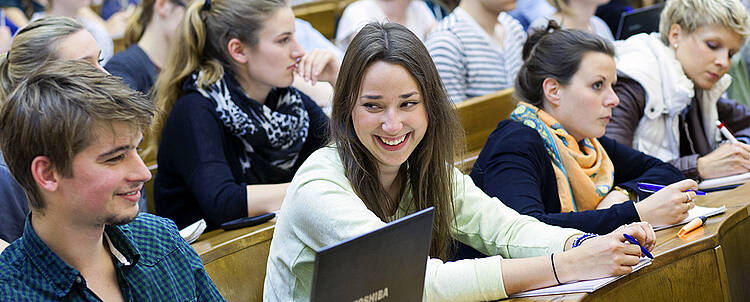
[470, 23, 697, 236]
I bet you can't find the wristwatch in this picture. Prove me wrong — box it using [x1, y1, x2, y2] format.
[613, 186, 639, 202]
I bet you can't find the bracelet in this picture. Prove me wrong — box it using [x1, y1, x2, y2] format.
[551, 253, 561, 285]
[572, 233, 598, 248]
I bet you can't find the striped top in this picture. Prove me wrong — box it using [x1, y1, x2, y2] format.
[426, 8, 526, 103]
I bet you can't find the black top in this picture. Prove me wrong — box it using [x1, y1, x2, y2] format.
[104, 45, 158, 95]
[154, 75, 329, 230]
[469, 120, 685, 234]
[0, 152, 29, 243]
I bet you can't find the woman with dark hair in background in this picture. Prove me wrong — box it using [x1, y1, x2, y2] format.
[471, 23, 692, 236]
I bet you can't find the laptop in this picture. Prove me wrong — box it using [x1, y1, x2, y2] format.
[615, 3, 665, 40]
[310, 207, 434, 302]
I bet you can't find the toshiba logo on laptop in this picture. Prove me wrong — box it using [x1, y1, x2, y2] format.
[353, 287, 389, 302]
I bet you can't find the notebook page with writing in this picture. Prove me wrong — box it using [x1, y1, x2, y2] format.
[652, 205, 726, 231]
[509, 258, 652, 298]
[698, 172, 750, 190]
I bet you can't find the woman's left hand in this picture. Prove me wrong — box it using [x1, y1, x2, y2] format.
[295, 48, 340, 86]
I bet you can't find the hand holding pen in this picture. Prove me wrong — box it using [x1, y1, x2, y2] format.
[696, 121, 750, 179]
[631, 179, 697, 227]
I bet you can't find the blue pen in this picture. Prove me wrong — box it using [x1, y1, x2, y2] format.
[636, 182, 706, 196]
[623, 233, 654, 259]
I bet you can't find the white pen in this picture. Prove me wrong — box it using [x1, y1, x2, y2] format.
[716, 120, 739, 144]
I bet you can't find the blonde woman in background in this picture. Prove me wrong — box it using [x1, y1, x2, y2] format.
[151, 0, 336, 230]
[606, 0, 750, 181]
[105, 0, 187, 95]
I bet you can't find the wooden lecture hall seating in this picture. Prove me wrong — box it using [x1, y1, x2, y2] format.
[191, 183, 750, 301]
[454, 87, 517, 172]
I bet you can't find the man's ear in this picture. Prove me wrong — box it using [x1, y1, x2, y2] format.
[31, 156, 59, 192]
[542, 77, 561, 107]
[227, 38, 249, 64]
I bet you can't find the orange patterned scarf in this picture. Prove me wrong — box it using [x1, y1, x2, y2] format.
[510, 102, 615, 212]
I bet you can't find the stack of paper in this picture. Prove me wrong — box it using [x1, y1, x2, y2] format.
[509, 258, 652, 298]
[652, 205, 726, 231]
[698, 172, 750, 190]
[179, 219, 207, 244]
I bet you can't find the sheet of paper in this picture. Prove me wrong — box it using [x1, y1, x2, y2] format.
[179, 219, 207, 244]
[698, 172, 750, 190]
[510, 258, 652, 297]
[652, 205, 726, 231]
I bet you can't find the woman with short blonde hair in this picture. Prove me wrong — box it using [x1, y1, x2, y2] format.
[606, 0, 750, 181]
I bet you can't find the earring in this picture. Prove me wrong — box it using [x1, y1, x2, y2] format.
[673, 44, 678, 48]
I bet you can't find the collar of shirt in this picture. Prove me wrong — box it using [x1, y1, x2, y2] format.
[19, 213, 142, 298]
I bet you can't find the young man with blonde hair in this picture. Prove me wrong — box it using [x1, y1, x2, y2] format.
[0, 60, 225, 301]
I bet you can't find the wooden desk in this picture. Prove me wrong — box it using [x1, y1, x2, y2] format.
[508, 182, 750, 302]
[191, 220, 276, 302]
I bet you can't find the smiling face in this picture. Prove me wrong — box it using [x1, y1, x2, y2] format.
[670, 24, 742, 90]
[240, 6, 304, 96]
[352, 61, 428, 177]
[549, 51, 618, 141]
[54, 122, 151, 226]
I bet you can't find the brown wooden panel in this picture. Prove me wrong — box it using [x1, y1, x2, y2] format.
[455, 88, 516, 154]
[454, 88, 516, 173]
[586, 248, 724, 301]
[293, 0, 339, 40]
[203, 240, 271, 302]
[192, 221, 276, 301]
[718, 207, 750, 301]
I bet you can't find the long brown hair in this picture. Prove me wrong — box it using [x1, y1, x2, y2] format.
[330, 22, 464, 260]
[150, 0, 286, 147]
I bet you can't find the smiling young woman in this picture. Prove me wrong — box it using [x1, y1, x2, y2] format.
[606, 0, 750, 181]
[264, 22, 660, 302]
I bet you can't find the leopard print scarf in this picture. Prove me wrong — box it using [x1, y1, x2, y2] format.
[184, 72, 310, 174]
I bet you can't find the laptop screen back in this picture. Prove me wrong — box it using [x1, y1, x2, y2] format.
[616, 3, 665, 40]
[310, 207, 434, 302]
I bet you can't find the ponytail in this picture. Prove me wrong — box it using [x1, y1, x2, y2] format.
[150, 0, 223, 150]
[150, 0, 287, 150]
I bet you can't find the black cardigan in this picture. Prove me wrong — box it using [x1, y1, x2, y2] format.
[469, 120, 685, 234]
[154, 76, 329, 230]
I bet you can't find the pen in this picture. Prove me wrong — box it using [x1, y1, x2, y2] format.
[716, 121, 739, 144]
[678, 216, 707, 237]
[623, 233, 654, 259]
[636, 182, 706, 196]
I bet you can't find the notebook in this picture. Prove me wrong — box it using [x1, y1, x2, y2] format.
[309, 207, 434, 302]
[615, 3, 665, 40]
[179, 219, 206, 244]
[510, 257, 652, 298]
[653, 205, 727, 231]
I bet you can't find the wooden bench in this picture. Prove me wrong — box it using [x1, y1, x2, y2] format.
[191, 221, 276, 301]
[454, 88, 517, 172]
